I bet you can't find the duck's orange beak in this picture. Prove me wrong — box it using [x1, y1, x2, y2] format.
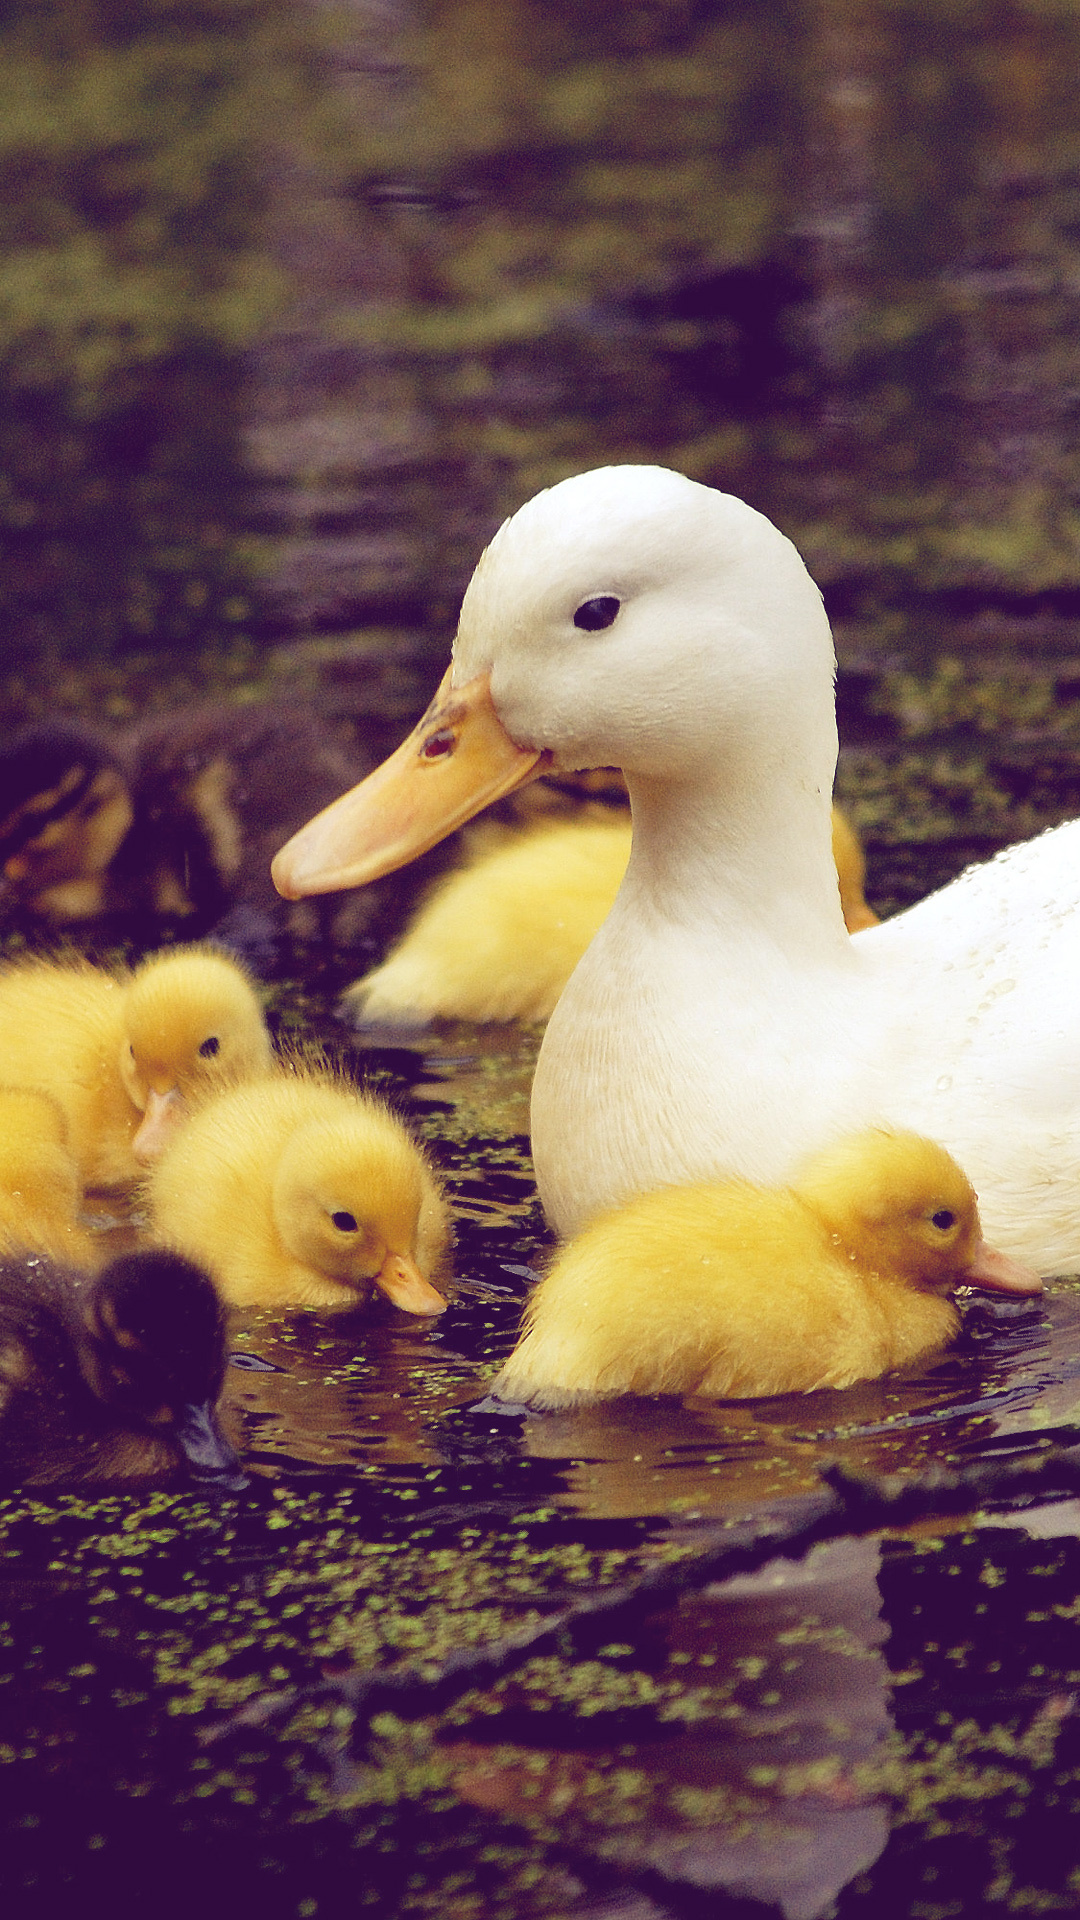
[963, 1235, 1043, 1295]
[132, 1086, 187, 1164]
[374, 1251, 448, 1316]
[271, 668, 548, 899]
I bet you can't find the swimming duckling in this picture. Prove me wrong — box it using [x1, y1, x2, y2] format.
[146, 1069, 450, 1315]
[119, 945, 274, 1162]
[492, 1130, 1042, 1409]
[0, 1248, 240, 1486]
[0, 720, 134, 922]
[0, 1087, 99, 1269]
[345, 804, 877, 1026]
[0, 701, 381, 956]
[0, 945, 272, 1190]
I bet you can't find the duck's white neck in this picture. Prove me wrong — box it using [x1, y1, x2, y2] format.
[620, 744, 848, 961]
[533, 743, 863, 1236]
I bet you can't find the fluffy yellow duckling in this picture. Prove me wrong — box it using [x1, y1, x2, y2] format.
[0, 946, 272, 1191]
[830, 806, 878, 932]
[344, 805, 877, 1026]
[145, 1069, 450, 1315]
[0, 1087, 99, 1268]
[492, 1130, 1042, 1409]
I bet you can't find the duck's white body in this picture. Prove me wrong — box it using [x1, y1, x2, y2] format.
[274, 464, 1080, 1270]
[535, 809, 1080, 1262]
[461, 468, 1080, 1267]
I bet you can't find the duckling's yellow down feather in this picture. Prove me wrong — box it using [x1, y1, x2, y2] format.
[493, 1130, 1040, 1408]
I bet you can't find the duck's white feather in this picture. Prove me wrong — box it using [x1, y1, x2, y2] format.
[452, 465, 1080, 1267]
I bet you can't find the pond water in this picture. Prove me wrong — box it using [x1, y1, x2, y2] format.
[5, 676, 1080, 1919]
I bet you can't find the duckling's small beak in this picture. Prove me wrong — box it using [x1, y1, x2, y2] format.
[175, 1400, 247, 1489]
[271, 667, 548, 899]
[132, 1086, 187, 1164]
[963, 1235, 1043, 1295]
[374, 1251, 448, 1316]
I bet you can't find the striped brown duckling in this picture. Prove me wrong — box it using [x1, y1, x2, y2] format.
[0, 1248, 241, 1487]
[0, 699, 381, 956]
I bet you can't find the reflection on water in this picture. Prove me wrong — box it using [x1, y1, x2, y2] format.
[446, 1535, 893, 1920]
[2, 1009, 1080, 1915]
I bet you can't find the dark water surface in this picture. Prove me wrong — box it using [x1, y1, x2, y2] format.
[5, 0, 1080, 1891]
[4, 973, 1080, 1920]
[6, 654, 1080, 1916]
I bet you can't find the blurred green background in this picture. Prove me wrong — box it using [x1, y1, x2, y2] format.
[2, 0, 1079, 664]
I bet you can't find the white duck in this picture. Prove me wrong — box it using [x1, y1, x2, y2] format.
[273, 465, 1080, 1269]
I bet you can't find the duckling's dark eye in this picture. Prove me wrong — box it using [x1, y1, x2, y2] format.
[573, 596, 620, 631]
[331, 1210, 358, 1233]
[931, 1209, 957, 1231]
[199, 1036, 220, 1058]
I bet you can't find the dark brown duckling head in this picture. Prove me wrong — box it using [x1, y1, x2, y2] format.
[80, 1251, 244, 1486]
[0, 1249, 244, 1489]
[0, 719, 134, 920]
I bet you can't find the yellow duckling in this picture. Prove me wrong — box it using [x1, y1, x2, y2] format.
[344, 805, 877, 1027]
[492, 1130, 1042, 1409]
[145, 1069, 450, 1315]
[0, 1087, 99, 1268]
[0, 946, 272, 1191]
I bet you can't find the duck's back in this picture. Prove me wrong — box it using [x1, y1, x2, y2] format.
[0, 1087, 96, 1266]
[863, 819, 1080, 1109]
[0, 1255, 208, 1485]
[0, 1142, 98, 1268]
[0, 1260, 102, 1482]
[848, 820, 1080, 1262]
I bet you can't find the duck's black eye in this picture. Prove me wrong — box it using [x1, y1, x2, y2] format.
[573, 596, 620, 631]
[421, 728, 457, 760]
[931, 1209, 957, 1231]
[199, 1036, 220, 1058]
[331, 1210, 358, 1233]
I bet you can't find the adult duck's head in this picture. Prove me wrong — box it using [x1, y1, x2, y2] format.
[272, 466, 837, 898]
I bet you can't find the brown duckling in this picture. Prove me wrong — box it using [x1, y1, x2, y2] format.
[0, 1248, 241, 1486]
[0, 701, 381, 956]
[0, 945, 272, 1190]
